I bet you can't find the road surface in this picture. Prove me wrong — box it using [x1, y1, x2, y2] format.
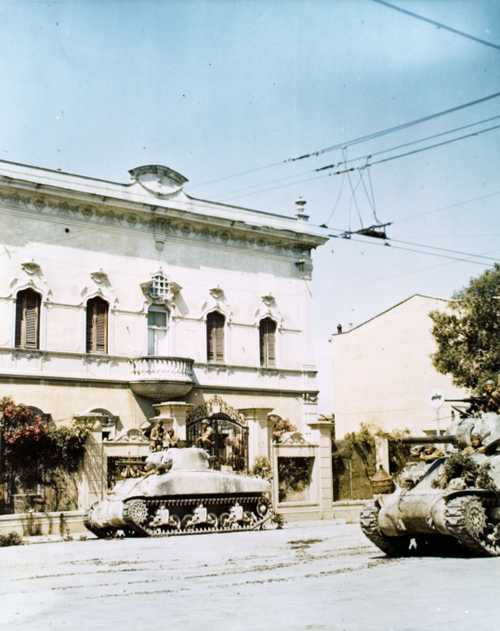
[1, 522, 499, 631]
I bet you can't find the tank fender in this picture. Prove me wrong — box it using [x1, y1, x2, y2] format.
[430, 489, 498, 534]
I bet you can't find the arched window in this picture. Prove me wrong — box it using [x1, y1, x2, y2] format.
[207, 311, 225, 363]
[86, 297, 109, 353]
[259, 317, 276, 367]
[148, 305, 169, 356]
[15, 289, 41, 349]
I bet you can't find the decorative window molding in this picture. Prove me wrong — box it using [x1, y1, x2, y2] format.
[254, 294, 284, 330]
[200, 286, 233, 324]
[21, 260, 42, 276]
[90, 269, 110, 285]
[140, 270, 181, 312]
[80, 271, 118, 310]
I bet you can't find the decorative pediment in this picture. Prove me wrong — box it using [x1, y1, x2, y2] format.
[129, 164, 188, 198]
[200, 286, 232, 322]
[209, 286, 225, 301]
[80, 271, 118, 308]
[254, 294, 283, 329]
[21, 260, 42, 275]
[90, 269, 110, 285]
[8, 262, 52, 301]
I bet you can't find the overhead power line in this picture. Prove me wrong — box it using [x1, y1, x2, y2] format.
[328, 122, 500, 176]
[315, 113, 500, 172]
[229, 119, 500, 201]
[372, 0, 500, 52]
[397, 189, 500, 224]
[329, 232, 496, 267]
[285, 90, 500, 163]
[192, 90, 500, 189]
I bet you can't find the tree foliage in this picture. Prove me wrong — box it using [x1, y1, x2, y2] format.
[0, 397, 91, 489]
[430, 264, 500, 404]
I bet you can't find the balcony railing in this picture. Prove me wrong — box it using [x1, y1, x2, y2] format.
[129, 356, 195, 399]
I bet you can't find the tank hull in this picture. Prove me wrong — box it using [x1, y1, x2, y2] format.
[84, 448, 273, 538]
[361, 430, 500, 556]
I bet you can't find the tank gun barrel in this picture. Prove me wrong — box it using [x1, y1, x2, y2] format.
[398, 435, 457, 445]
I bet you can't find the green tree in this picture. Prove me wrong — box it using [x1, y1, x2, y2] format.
[429, 264, 500, 409]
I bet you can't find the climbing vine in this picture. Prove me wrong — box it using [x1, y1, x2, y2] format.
[0, 398, 92, 510]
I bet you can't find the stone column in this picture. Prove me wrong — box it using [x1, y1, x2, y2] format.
[238, 407, 274, 468]
[150, 401, 193, 441]
[307, 418, 334, 519]
[81, 429, 106, 507]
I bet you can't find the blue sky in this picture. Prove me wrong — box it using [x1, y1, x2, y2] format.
[1, 0, 499, 412]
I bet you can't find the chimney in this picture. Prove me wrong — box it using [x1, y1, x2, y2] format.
[294, 198, 309, 222]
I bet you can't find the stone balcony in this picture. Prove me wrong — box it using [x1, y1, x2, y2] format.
[129, 356, 195, 400]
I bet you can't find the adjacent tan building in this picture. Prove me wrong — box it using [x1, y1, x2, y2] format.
[332, 294, 468, 438]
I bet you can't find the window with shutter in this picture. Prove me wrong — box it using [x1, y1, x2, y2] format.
[259, 317, 276, 367]
[86, 297, 109, 353]
[207, 311, 225, 363]
[15, 289, 41, 349]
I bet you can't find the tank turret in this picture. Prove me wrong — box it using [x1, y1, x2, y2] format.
[85, 447, 273, 538]
[360, 412, 500, 556]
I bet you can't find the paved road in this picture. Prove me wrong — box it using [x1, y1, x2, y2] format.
[1, 522, 499, 631]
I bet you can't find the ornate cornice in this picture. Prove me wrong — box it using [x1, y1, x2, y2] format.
[0, 188, 315, 261]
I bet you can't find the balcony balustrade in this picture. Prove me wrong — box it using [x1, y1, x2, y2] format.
[129, 356, 195, 399]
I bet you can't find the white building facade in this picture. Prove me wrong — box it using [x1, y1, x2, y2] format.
[332, 294, 468, 438]
[0, 161, 333, 519]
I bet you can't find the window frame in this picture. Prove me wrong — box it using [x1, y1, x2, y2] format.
[86, 296, 109, 354]
[259, 316, 277, 368]
[14, 288, 42, 350]
[206, 310, 225, 363]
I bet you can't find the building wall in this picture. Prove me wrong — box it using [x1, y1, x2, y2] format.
[332, 295, 468, 438]
[0, 168, 324, 432]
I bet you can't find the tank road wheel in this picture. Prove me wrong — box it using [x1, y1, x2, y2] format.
[445, 496, 499, 556]
[124, 499, 149, 526]
[360, 504, 410, 557]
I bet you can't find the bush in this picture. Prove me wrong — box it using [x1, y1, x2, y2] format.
[0, 532, 23, 547]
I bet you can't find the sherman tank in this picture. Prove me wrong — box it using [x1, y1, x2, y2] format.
[360, 411, 500, 556]
[84, 447, 273, 538]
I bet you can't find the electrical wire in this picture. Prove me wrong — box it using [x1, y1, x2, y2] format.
[330, 233, 495, 266]
[315, 113, 500, 172]
[227, 117, 500, 202]
[372, 0, 500, 52]
[191, 90, 500, 189]
[397, 189, 500, 224]
[330, 122, 500, 176]
[385, 239, 499, 262]
[285, 90, 500, 162]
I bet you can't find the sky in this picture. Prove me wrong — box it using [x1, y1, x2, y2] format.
[0, 0, 498, 413]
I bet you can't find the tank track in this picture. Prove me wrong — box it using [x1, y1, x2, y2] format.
[445, 496, 500, 557]
[117, 494, 272, 538]
[360, 503, 411, 557]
